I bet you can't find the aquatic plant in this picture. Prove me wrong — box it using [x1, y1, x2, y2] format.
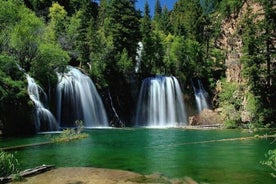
[0, 151, 19, 177]
[261, 149, 276, 178]
[50, 120, 88, 143]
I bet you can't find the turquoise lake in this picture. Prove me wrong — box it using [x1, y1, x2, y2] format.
[1, 128, 275, 183]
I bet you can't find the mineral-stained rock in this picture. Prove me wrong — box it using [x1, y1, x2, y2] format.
[189, 109, 223, 126]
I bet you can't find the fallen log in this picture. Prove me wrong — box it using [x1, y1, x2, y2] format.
[197, 124, 223, 128]
[0, 141, 51, 151]
[19, 164, 55, 177]
[0, 165, 54, 183]
[147, 134, 276, 148]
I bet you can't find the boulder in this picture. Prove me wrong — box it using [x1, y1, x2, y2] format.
[189, 109, 223, 126]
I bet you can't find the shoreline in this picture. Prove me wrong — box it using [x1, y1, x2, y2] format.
[10, 167, 198, 184]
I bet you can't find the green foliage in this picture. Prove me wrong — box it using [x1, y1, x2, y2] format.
[0, 1, 70, 134]
[48, 2, 68, 37]
[108, 0, 141, 58]
[261, 149, 276, 178]
[218, 80, 263, 128]
[139, 1, 154, 75]
[153, 0, 162, 30]
[0, 54, 28, 107]
[239, 2, 276, 125]
[89, 32, 111, 88]
[116, 49, 133, 74]
[0, 0, 69, 79]
[159, 6, 171, 34]
[0, 0, 275, 130]
[31, 42, 69, 88]
[0, 54, 35, 135]
[0, 151, 19, 177]
[218, 80, 243, 127]
[50, 128, 87, 143]
[171, 0, 204, 41]
[12, 173, 23, 182]
[50, 120, 88, 143]
[218, 0, 243, 18]
[163, 35, 187, 82]
[8, 5, 44, 71]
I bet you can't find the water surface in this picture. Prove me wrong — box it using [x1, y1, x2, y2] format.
[1, 129, 275, 183]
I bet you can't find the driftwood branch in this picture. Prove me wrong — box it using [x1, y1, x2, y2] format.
[108, 89, 124, 127]
[0, 165, 54, 183]
[0, 141, 51, 151]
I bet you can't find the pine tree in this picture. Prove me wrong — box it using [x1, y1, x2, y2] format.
[140, 1, 154, 75]
[159, 6, 171, 34]
[153, 0, 162, 30]
[241, 1, 276, 125]
[78, 1, 98, 67]
[48, 2, 68, 42]
[108, 0, 141, 61]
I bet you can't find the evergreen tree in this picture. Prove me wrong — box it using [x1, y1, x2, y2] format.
[89, 0, 141, 123]
[170, 0, 186, 36]
[140, 1, 154, 75]
[153, 0, 162, 30]
[159, 6, 172, 34]
[154, 0, 162, 18]
[218, 0, 243, 18]
[108, 0, 141, 60]
[241, 0, 276, 125]
[171, 0, 204, 41]
[151, 30, 165, 74]
[75, 1, 98, 67]
[48, 2, 68, 43]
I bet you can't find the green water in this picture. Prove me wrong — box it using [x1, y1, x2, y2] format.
[1, 128, 275, 183]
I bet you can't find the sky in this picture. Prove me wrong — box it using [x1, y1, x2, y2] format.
[135, 0, 178, 16]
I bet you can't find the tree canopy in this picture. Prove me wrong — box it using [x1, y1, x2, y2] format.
[0, 0, 275, 132]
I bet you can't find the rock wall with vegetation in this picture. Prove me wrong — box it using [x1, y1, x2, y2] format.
[215, 0, 276, 128]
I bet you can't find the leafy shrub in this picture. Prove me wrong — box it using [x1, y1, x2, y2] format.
[218, 80, 242, 127]
[261, 149, 276, 178]
[50, 120, 88, 143]
[0, 151, 19, 177]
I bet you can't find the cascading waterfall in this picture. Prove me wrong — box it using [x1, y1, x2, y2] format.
[135, 76, 187, 127]
[135, 42, 143, 73]
[26, 74, 58, 131]
[56, 66, 108, 128]
[192, 79, 210, 113]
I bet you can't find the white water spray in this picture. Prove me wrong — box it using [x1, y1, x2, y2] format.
[26, 74, 58, 131]
[56, 66, 108, 127]
[192, 79, 210, 113]
[135, 76, 187, 127]
[135, 42, 143, 73]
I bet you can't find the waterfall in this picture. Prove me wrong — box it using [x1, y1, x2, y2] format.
[192, 79, 210, 113]
[135, 76, 187, 127]
[135, 42, 143, 73]
[26, 74, 58, 131]
[56, 66, 108, 128]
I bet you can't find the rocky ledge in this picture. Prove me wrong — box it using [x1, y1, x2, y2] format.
[189, 109, 223, 127]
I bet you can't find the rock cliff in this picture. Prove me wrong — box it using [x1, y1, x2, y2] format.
[216, 0, 265, 124]
[218, 0, 263, 83]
